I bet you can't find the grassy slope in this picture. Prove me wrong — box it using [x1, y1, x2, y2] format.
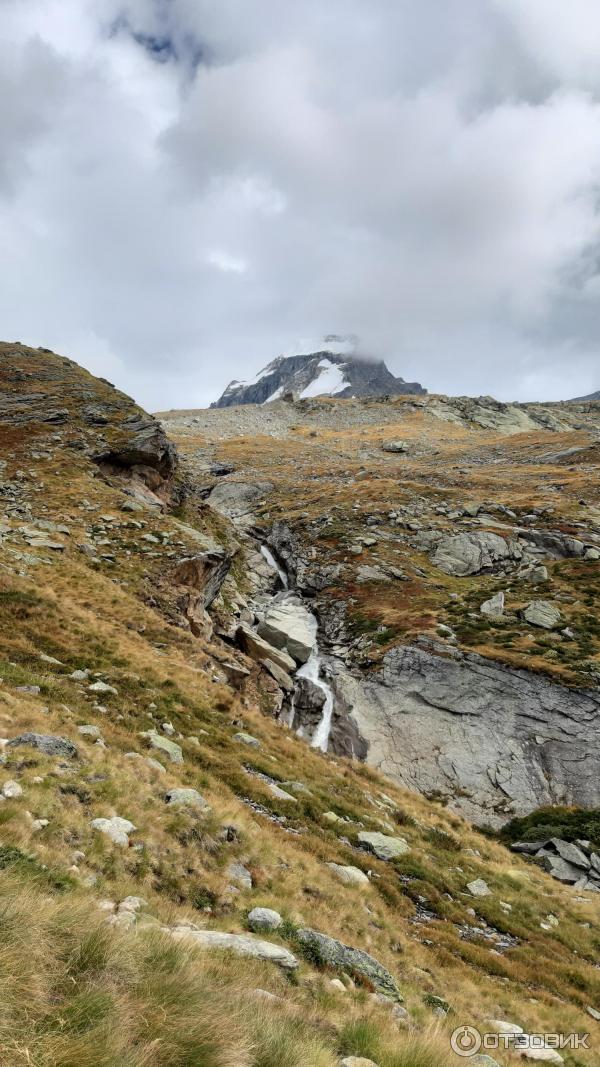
[0, 345, 599, 1065]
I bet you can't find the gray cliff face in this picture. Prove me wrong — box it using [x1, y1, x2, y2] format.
[329, 644, 600, 826]
[212, 351, 426, 408]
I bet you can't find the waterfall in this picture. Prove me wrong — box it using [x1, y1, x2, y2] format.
[296, 645, 335, 753]
[260, 544, 288, 587]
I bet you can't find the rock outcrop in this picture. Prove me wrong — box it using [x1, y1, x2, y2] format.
[331, 644, 600, 825]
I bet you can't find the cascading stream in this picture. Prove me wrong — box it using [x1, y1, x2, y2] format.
[260, 543, 334, 751]
[297, 648, 335, 752]
[260, 544, 288, 587]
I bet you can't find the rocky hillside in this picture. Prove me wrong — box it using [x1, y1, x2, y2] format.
[212, 339, 426, 407]
[1, 341, 600, 1066]
[570, 391, 600, 402]
[162, 391, 600, 828]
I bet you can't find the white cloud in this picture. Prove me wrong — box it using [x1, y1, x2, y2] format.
[2, 0, 600, 407]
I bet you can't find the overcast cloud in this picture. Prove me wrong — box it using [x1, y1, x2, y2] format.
[2, 0, 600, 408]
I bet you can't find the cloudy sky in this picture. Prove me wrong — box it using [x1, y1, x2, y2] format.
[3, 0, 600, 409]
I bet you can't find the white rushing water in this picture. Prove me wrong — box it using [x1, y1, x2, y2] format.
[260, 544, 288, 587]
[297, 647, 335, 753]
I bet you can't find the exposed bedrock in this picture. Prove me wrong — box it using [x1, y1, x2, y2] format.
[329, 644, 600, 826]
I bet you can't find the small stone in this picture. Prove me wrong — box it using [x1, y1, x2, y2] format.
[91, 815, 136, 846]
[142, 730, 183, 764]
[227, 863, 253, 890]
[322, 811, 343, 825]
[467, 878, 491, 897]
[326, 862, 370, 887]
[233, 732, 261, 748]
[340, 1058, 379, 1067]
[357, 831, 410, 861]
[329, 978, 347, 993]
[118, 895, 146, 913]
[164, 788, 209, 810]
[268, 783, 297, 802]
[587, 1006, 600, 1021]
[70, 670, 89, 681]
[2, 780, 23, 799]
[78, 724, 101, 738]
[382, 440, 408, 453]
[88, 680, 118, 695]
[247, 907, 282, 932]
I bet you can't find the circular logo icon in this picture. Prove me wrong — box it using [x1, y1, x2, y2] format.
[451, 1026, 482, 1057]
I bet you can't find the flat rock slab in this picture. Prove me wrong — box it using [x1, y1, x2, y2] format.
[326, 862, 370, 887]
[142, 730, 183, 764]
[357, 831, 410, 861]
[523, 600, 562, 630]
[296, 927, 401, 1001]
[169, 927, 298, 971]
[8, 733, 78, 759]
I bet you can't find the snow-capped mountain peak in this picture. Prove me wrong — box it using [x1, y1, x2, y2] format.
[212, 338, 426, 408]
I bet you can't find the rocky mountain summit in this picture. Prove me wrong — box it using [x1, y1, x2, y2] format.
[1, 340, 600, 1064]
[212, 337, 426, 407]
[570, 390, 600, 402]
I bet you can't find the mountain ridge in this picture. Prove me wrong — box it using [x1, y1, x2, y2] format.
[212, 343, 426, 408]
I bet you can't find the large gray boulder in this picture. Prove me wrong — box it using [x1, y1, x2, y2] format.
[257, 596, 316, 665]
[236, 624, 297, 674]
[523, 600, 562, 629]
[296, 928, 402, 1001]
[432, 532, 522, 576]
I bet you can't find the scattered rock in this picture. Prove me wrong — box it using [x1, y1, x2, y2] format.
[2, 780, 22, 799]
[142, 730, 183, 764]
[78, 724, 102, 738]
[432, 532, 522, 577]
[382, 440, 408, 453]
[326, 862, 370, 887]
[164, 788, 209, 810]
[480, 591, 505, 617]
[522, 601, 562, 630]
[295, 928, 402, 1001]
[227, 863, 253, 890]
[467, 878, 491, 897]
[357, 831, 410, 861]
[233, 732, 261, 749]
[7, 733, 78, 759]
[247, 907, 282, 932]
[91, 816, 136, 846]
[88, 680, 118, 695]
[169, 927, 298, 970]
